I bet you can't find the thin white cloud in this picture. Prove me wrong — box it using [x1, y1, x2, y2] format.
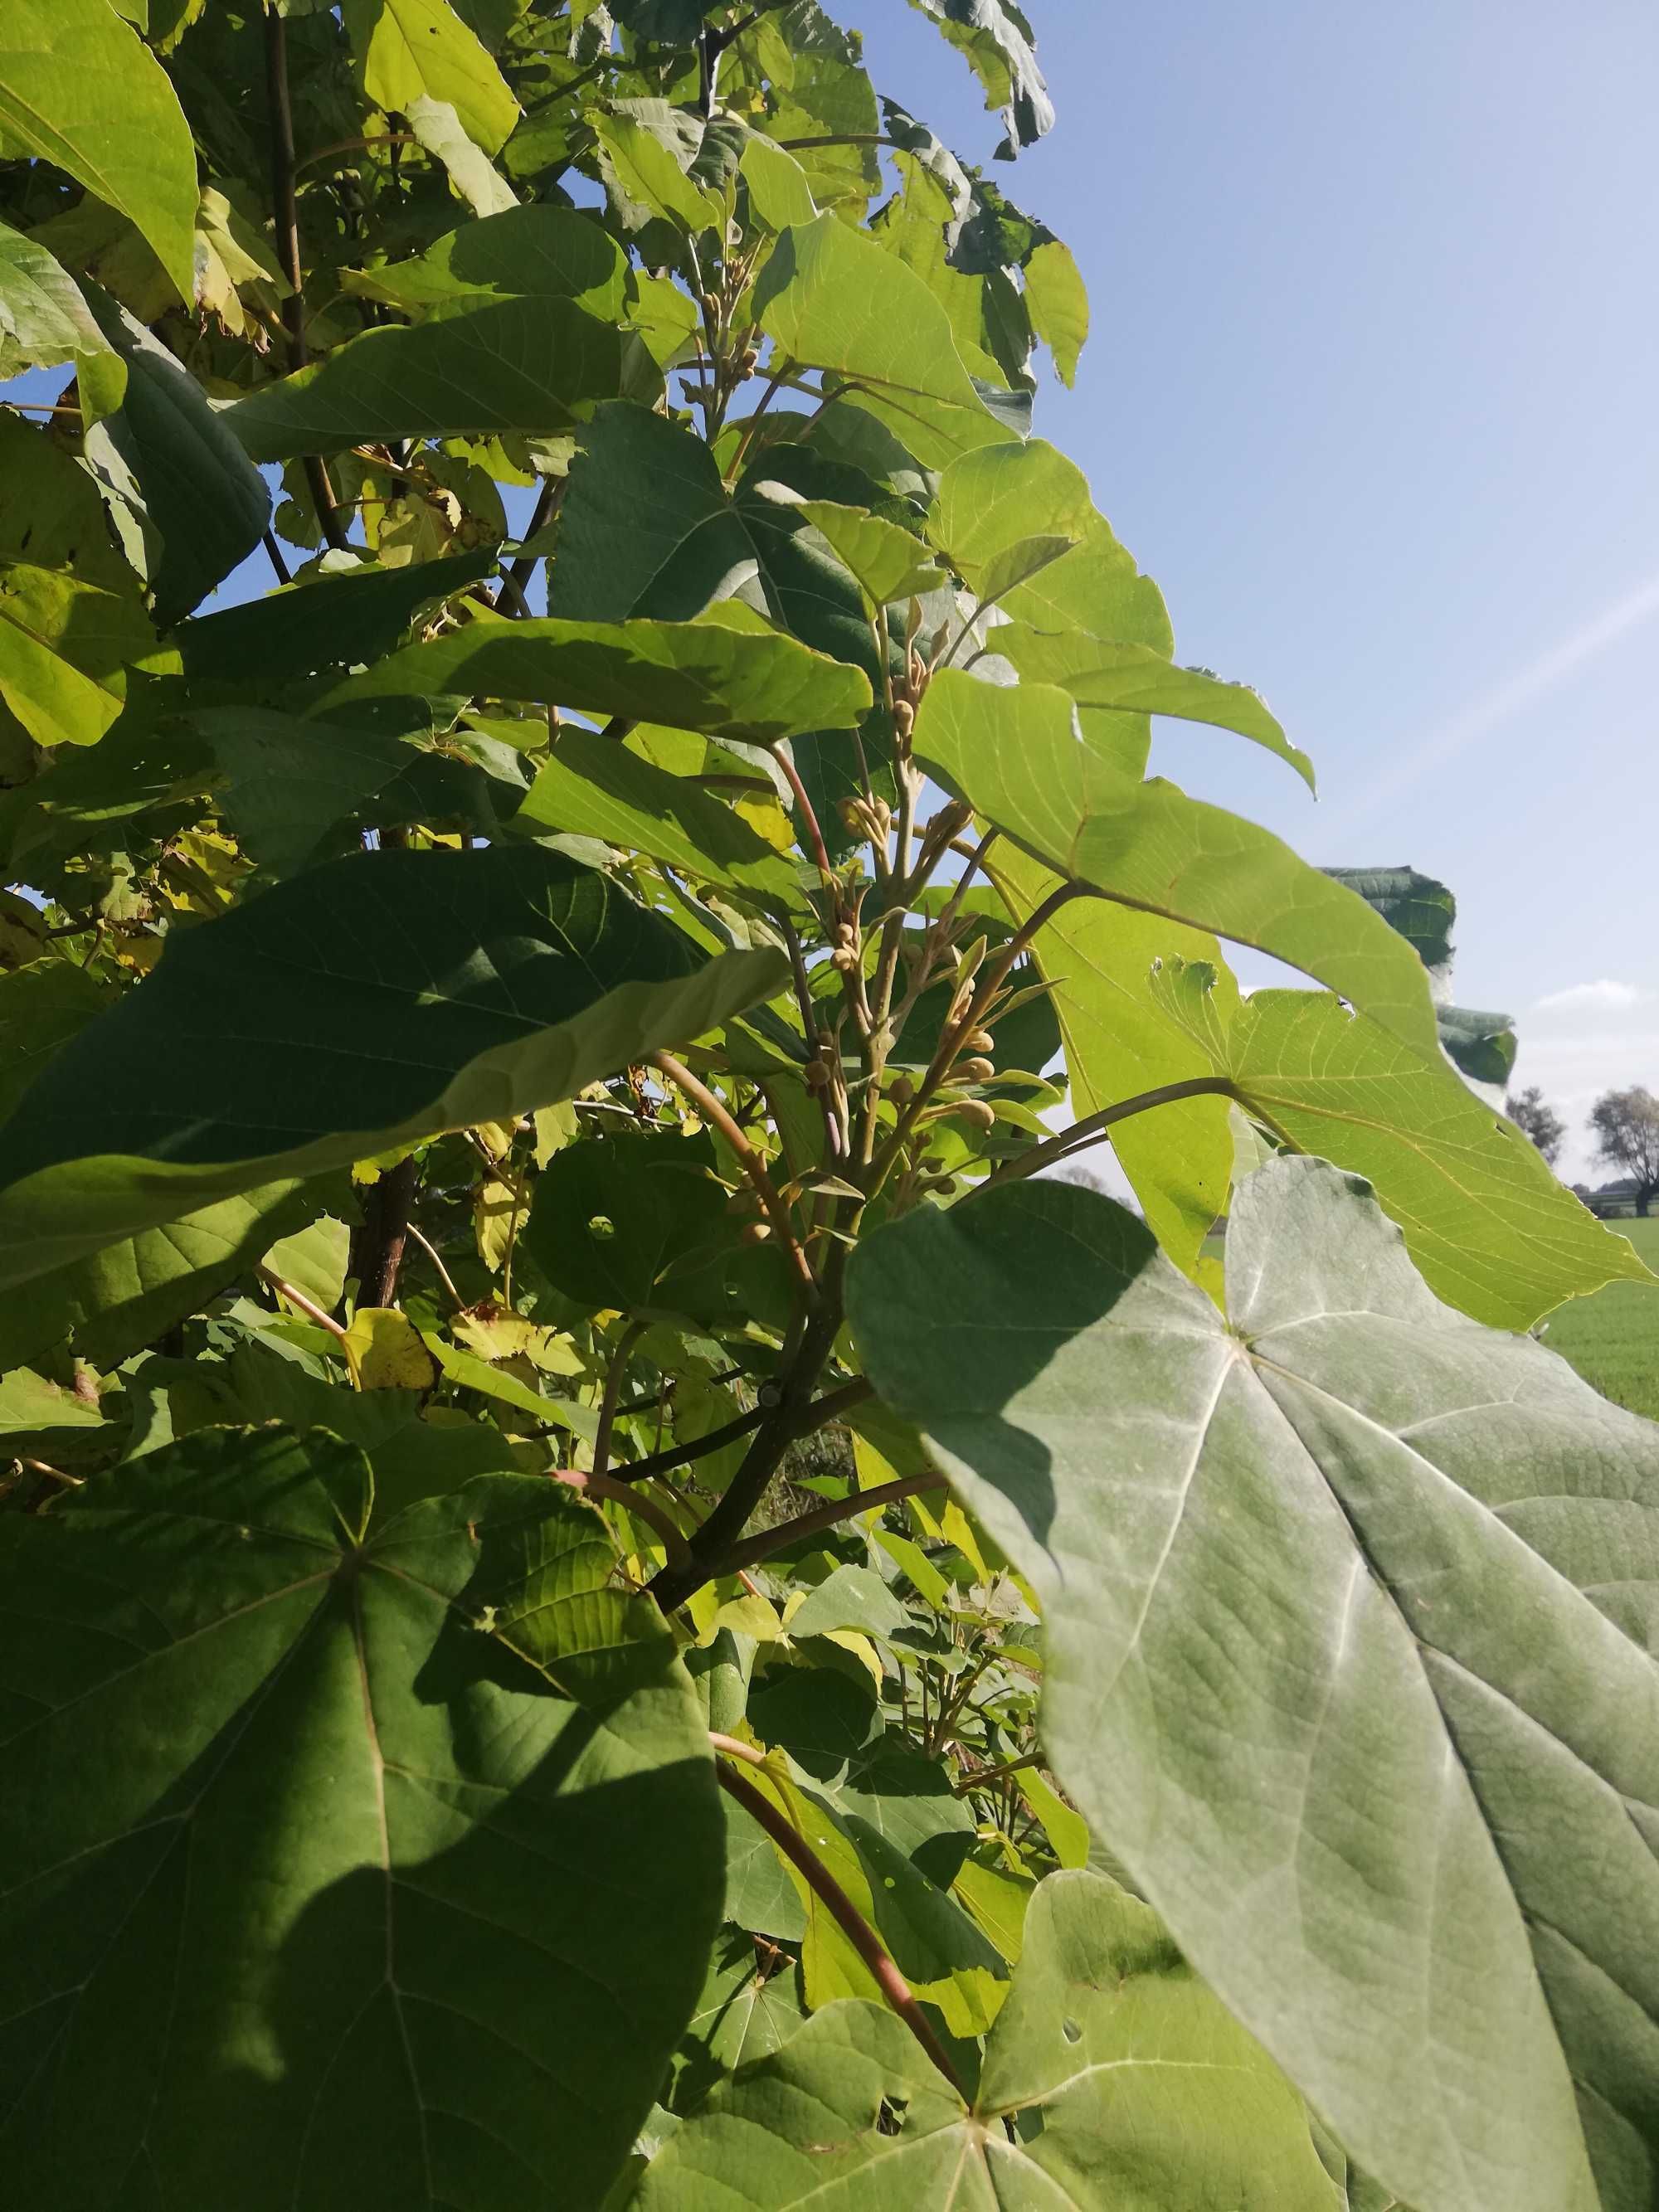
[1532, 980, 1648, 1015]
[1326, 568, 1659, 831]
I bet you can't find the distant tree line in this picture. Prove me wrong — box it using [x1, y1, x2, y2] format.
[1507, 1082, 1659, 1217]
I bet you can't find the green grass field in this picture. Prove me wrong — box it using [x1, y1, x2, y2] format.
[1540, 1214, 1659, 1419]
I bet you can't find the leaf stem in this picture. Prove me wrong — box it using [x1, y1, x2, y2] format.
[553, 1468, 691, 1565]
[592, 1317, 646, 1480]
[260, 1269, 354, 1353]
[712, 1755, 969, 2098]
[403, 1221, 465, 1310]
[973, 1075, 1239, 1196]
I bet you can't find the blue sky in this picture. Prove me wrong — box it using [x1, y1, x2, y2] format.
[6, 3, 1654, 1176]
[839, 0, 1659, 1177]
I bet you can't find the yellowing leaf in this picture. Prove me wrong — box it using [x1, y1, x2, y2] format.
[344, 1305, 439, 1392]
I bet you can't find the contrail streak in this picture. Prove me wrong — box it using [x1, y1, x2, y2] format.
[1324, 568, 1659, 834]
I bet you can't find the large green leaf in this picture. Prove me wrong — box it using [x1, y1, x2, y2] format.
[0, 957, 114, 1125]
[340, 0, 518, 154]
[0, 559, 163, 748]
[343, 204, 627, 317]
[925, 436, 1093, 603]
[752, 215, 1019, 468]
[0, 1431, 723, 2210]
[0, 0, 197, 299]
[174, 552, 497, 683]
[523, 1131, 728, 1315]
[0, 408, 134, 596]
[849, 1155, 1659, 2212]
[0, 846, 789, 1287]
[0, 1184, 313, 1372]
[1155, 959, 1646, 1327]
[79, 283, 271, 625]
[999, 625, 1316, 790]
[548, 402, 761, 621]
[512, 727, 800, 897]
[187, 707, 528, 878]
[914, 671, 1440, 1055]
[224, 297, 632, 462]
[320, 607, 873, 744]
[991, 841, 1239, 1276]
[633, 1869, 1337, 2208]
[0, 220, 116, 378]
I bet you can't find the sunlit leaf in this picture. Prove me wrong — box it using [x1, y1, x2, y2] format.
[851, 1156, 1659, 2212]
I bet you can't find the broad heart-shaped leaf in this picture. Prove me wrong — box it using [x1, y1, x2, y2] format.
[174, 552, 497, 683]
[632, 1869, 1337, 2210]
[0, 220, 117, 378]
[320, 607, 873, 745]
[224, 296, 632, 463]
[753, 215, 1019, 469]
[343, 203, 627, 317]
[523, 1132, 728, 1315]
[1151, 960, 1646, 1327]
[848, 1155, 1659, 2212]
[0, 846, 789, 1288]
[186, 707, 528, 878]
[998, 625, 1317, 792]
[0, 0, 197, 299]
[512, 728, 800, 900]
[548, 401, 762, 622]
[0, 1432, 723, 2210]
[990, 841, 1239, 1278]
[340, 0, 518, 154]
[79, 282, 271, 625]
[914, 671, 1441, 1056]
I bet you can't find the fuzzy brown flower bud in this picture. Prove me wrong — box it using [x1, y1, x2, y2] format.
[955, 1098, 997, 1133]
[960, 1055, 995, 1083]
